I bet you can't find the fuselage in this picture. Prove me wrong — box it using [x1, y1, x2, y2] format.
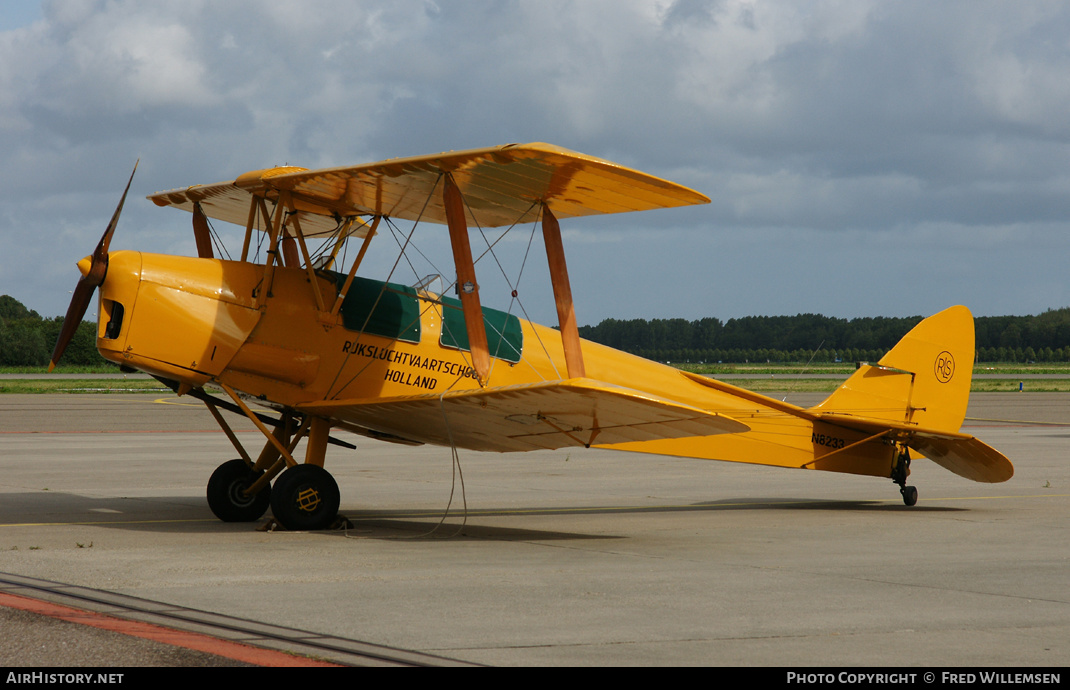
[94, 250, 900, 479]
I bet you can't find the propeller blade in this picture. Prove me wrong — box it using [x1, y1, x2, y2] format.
[48, 160, 139, 372]
[92, 159, 139, 274]
[48, 277, 96, 372]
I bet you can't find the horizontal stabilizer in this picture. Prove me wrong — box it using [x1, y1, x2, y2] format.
[299, 378, 748, 452]
[908, 433, 1014, 483]
[814, 412, 1013, 483]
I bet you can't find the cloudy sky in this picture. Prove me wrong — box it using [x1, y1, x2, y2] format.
[2, 0, 1069, 328]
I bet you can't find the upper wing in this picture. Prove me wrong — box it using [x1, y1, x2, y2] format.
[147, 143, 710, 231]
[298, 377, 748, 452]
[148, 165, 354, 238]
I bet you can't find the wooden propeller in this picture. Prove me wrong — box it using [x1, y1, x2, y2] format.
[49, 161, 139, 371]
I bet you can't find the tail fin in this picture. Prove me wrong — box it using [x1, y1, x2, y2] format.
[811, 305, 1012, 483]
[812, 305, 974, 433]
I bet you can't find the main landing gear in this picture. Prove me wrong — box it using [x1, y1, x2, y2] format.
[891, 446, 918, 507]
[206, 459, 341, 530]
[202, 392, 343, 530]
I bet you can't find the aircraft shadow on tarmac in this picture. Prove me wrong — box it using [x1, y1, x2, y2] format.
[0, 491, 968, 543]
[691, 497, 969, 513]
[335, 499, 968, 541]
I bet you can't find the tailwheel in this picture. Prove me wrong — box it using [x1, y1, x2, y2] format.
[891, 446, 918, 507]
[270, 464, 340, 531]
[207, 459, 271, 522]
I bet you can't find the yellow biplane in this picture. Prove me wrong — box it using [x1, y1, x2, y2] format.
[50, 143, 1013, 530]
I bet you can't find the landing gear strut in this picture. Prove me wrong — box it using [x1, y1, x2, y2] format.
[200, 388, 344, 530]
[892, 447, 918, 506]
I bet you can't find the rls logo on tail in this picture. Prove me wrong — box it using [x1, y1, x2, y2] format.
[934, 351, 955, 383]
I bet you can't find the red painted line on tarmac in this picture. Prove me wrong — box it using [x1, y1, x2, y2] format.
[0, 592, 339, 667]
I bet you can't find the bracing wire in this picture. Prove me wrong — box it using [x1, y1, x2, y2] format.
[328, 183, 589, 539]
[386, 216, 447, 283]
[202, 213, 232, 261]
[327, 175, 443, 400]
[502, 217, 563, 381]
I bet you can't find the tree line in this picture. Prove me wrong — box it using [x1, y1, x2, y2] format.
[578, 308, 1070, 364]
[0, 296, 104, 367]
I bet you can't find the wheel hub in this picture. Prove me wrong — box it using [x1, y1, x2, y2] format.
[296, 487, 322, 513]
[228, 480, 256, 507]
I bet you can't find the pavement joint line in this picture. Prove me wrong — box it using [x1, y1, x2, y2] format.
[0, 573, 479, 667]
[0, 591, 340, 667]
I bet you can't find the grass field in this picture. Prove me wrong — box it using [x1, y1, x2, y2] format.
[674, 362, 1070, 376]
[0, 379, 169, 394]
[3, 363, 1068, 394]
[671, 362, 1070, 392]
[719, 377, 1070, 393]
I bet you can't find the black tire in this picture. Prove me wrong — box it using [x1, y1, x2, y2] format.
[270, 464, 340, 531]
[207, 459, 271, 522]
[902, 485, 919, 507]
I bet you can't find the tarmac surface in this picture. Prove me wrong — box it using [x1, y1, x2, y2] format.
[0, 392, 1067, 667]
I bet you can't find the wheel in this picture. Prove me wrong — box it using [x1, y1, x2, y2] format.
[901, 485, 918, 507]
[270, 464, 340, 531]
[207, 459, 271, 522]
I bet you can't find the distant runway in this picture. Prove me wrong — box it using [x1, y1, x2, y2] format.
[0, 393, 1067, 666]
